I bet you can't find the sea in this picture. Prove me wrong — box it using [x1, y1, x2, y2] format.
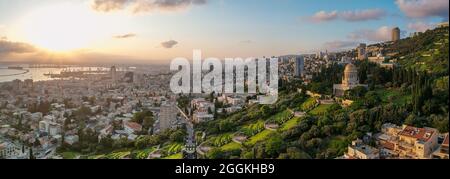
[0, 64, 112, 83]
[0, 63, 170, 83]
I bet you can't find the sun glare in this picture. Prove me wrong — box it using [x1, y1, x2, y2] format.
[19, 3, 102, 52]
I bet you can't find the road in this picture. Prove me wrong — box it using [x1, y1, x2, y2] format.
[177, 106, 196, 159]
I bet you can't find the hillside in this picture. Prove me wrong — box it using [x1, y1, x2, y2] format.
[389, 26, 449, 75]
[195, 26, 449, 159]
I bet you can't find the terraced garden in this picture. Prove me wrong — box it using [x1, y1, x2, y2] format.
[266, 110, 293, 125]
[240, 121, 265, 137]
[300, 97, 318, 111]
[199, 98, 328, 157]
[220, 142, 242, 152]
[163, 153, 183, 159]
[309, 104, 333, 115]
[244, 130, 275, 146]
[200, 94, 337, 158]
[134, 147, 158, 159]
[105, 151, 131, 159]
[375, 88, 412, 105]
[209, 133, 233, 147]
[280, 117, 302, 131]
[163, 143, 184, 155]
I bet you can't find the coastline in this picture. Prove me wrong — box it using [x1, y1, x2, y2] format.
[0, 68, 30, 77]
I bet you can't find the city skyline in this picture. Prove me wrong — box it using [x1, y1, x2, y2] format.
[0, 0, 448, 64]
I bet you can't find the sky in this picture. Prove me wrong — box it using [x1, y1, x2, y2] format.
[0, 0, 448, 64]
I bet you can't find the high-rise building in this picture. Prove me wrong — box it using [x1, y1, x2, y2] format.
[159, 102, 178, 132]
[24, 79, 33, 90]
[110, 66, 117, 84]
[357, 43, 367, 60]
[294, 56, 304, 77]
[133, 73, 143, 86]
[124, 72, 134, 83]
[11, 79, 22, 91]
[392, 27, 400, 42]
[316, 51, 324, 59]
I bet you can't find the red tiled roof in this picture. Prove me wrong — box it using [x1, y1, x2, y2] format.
[399, 126, 435, 142]
[381, 142, 395, 151]
[125, 122, 142, 131]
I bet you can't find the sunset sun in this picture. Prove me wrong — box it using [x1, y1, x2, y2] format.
[18, 3, 101, 51]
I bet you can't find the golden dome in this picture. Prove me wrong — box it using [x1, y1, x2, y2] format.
[344, 64, 357, 72]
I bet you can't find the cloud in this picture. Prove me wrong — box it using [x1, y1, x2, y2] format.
[161, 40, 178, 48]
[340, 9, 386, 21]
[308, 10, 338, 23]
[91, 0, 128, 12]
[307, 9, 386, 23]
[323, 40, 359, 51]
[91, 0, 207, 13]
[113, 33, 137, 39]
[395, 0, 449, 19]
[0, 38, 148, 64]
[0, 39, 36, 55]
[407, 21, 436, 32]
[348, 26, 393, 42]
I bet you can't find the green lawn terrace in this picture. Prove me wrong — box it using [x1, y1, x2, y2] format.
[134, 147, 158, 159]
[280, 117, 302, 132]
[300, 97, 319, 112]
[209, 133, 233, 147]
[244, 130, 275, 146]
[220, 141, 242, 152]
[147, 143, 183, 159]
[309, 104, 334, 116]
[196, 133, 233, 155]
[162, 143, 183, 156]
[374, 88, 412, 106]
[304, 97, 337, 116]
[104, 151, 131, 159]
[240, 120, 265, 137]
[265, 109, 293, 127]
[163, 153, 183, 159]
